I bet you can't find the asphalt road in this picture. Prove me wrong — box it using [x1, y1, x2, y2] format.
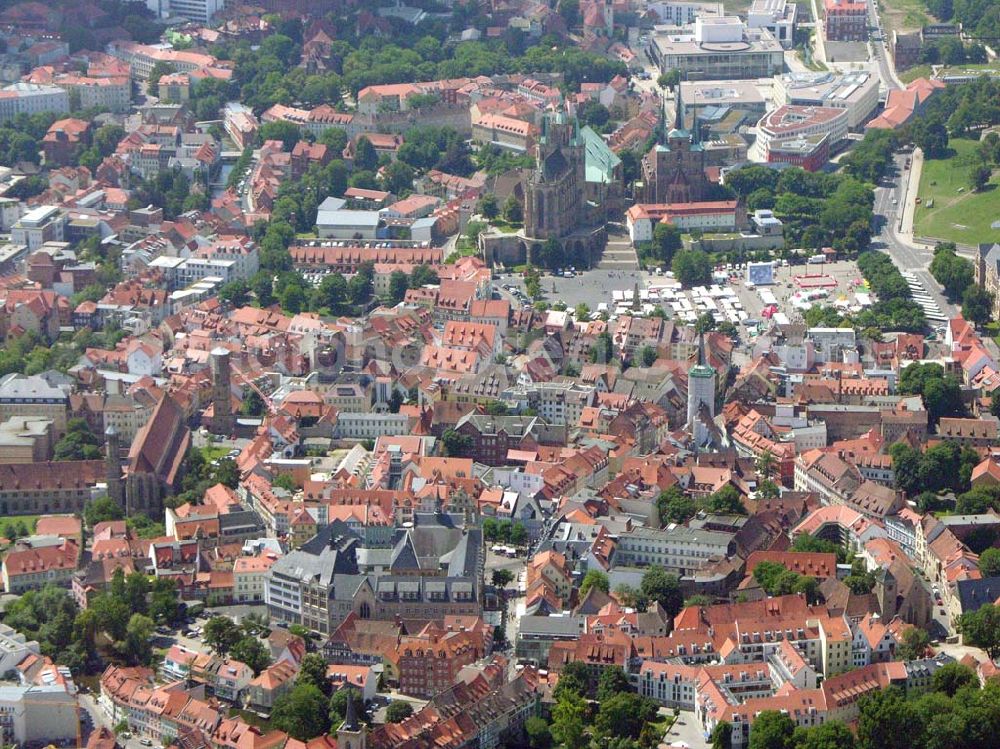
[872, 153, 958, 325]
[868, 2, 903, 91]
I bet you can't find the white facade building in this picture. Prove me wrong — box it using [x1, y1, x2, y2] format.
[146, 0, 224, 23]
[774, 71, 880, 129]
[747, 0, 798, 48]
[0, 83, 69, 123]
[11, 206, 65, 251]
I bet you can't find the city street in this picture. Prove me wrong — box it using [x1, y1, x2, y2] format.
[867, 1, 903, 91]
[872, 153, 959, 323]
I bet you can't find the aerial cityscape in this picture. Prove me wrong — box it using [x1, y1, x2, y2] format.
[0, 0, 998, 748]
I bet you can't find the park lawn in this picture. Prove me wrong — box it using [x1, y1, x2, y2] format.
[877, 0, 934, 35]
[900, 65, 933, 84]
[0, 515, 41, 534]
[914, 138, 1000, 246]
[200, 445, 231, 462]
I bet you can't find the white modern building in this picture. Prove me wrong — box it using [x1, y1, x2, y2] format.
[11, 206, 65, 251]
[0, 685, 79, 745]
[316, 209, 382, 240]
[0, 83, 69, 123]
[754, 105, 849, 160]
[774, 71, 880, 129]
[747, 0, 798, 48]
[650, 18, 785, 80]
[646, 1, 724, 25]
[146, 0, 224, 23]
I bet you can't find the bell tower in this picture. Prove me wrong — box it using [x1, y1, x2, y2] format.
[105, 425, 124, 510]
[337, 693, 367, 749]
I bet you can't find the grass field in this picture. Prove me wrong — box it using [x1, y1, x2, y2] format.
[0, 515, 41, 535]
[914, 138, 1000, 246]
[877, 0, 934, 35]
[901, 63, 1000, 84]
[200, 445, 232, 462]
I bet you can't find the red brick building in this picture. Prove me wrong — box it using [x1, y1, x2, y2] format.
[824, 0, 868, 41]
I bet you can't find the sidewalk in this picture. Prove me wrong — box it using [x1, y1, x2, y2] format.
[898, 147, 923, 243]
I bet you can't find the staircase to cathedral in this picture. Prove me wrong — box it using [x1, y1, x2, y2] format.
[597, 235, 640, 270]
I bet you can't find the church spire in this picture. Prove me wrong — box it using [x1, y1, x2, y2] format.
[343, 691, 360, 732]
[698, 330, 705, 366]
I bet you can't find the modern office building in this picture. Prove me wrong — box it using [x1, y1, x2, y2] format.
[774, 71, 879, 129]
[650, 18, 784, 80]
[747, 0, 798, 48]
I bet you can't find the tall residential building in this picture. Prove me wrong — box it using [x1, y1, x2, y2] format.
[687, 335, 717, 447]
[146, 0, 224, 23]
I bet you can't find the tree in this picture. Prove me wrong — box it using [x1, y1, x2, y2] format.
[231, 636, 271, 675]
[981, 547, 1000, 578]
[258, 121, 303, 151]
[580, 569, 610, 596]
[219, 280, 251, 308]
[756, 450, 777, 481]
[896, 627, 931, 661]
[378, 159, 412, 195]
[652, 221, 682, 265]
[122, 614, 155, 665]
[329, 687, 364, 726]
[124, 572, 150, 615]
[551, 691, 588, 749]
[794, 721, 856, 749]
[54, 417, 102, 460]
[441, 429, 473, 457]
[671, 249, 712, 288]
[748, 710, 795, 749]
[491, 569, 514, 589]
[638, 345, 658, 367]
[295, 653, 330, 694]
[857, 687, 923, 749]
[541, 238, 566, 270]
[317, 273, 350, 314]
[590, 331, 615, 364]
[656, 485, 697, 525]
[410, 264, 439, 288]
[640, 566, 683, 617]
[594, 692, 658, 739]
[912, 120, 949, 159]
[843, 558, 876, 595]
[932, 661, 977, 696]
[930, 245, 975, 302]
[525, 716, 552, 749]
[477, 193, 499, 220]
[958, 603, 1000, 660]
[386, 701, 414, 723]
[348, 137, 378, 173]
[203, 616, 242, 655]
[272, 683, 330, 741]
[706, 485, 747, 515]
[711, 721, 733, 749]
[657, 69, 681, 90]
[962, 285, 993, 328]
[969, 163, 992, 192]
[84, 496, 124, 527]
[148, 61, 176, 90]
[597, 666, 631, 701]
[553, 661, 590, 699]
[388, 270, 410, 304]
[502, 194, 523, 223]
